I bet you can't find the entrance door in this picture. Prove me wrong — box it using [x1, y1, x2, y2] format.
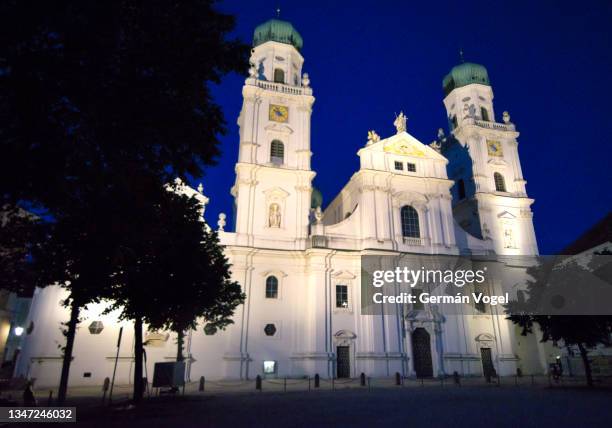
[336, 346, 350, 378]
[481, 348, 495, 377]
[412, 328, 433, 378]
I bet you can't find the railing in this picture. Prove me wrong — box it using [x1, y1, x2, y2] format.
[311, 235, 328, 248]
[469, 118, 516, 132]
[251, 79, 311, 96]
[402, 237, 427, 246]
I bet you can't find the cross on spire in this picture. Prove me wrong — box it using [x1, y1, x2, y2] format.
[459, 48, 465, 63]
[276, 6, 281, 17]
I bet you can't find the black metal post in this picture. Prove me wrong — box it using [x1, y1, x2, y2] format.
[109, 326, 123, 403]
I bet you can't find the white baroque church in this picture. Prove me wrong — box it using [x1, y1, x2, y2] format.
[16, 18, 552, 387]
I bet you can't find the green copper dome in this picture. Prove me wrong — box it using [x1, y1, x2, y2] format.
[253, 19, 303, 51]
[311, 187, 323, 209]
[443, 62, 490, 96]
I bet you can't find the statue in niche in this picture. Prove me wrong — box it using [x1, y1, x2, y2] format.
[257, 59, 266, 80]
[393, 111, 407, 133]
[482, 222, 491, 240]
[503, 228, 515, 248]
[269, 203, 281, 228]
[468, 104, 476, 118]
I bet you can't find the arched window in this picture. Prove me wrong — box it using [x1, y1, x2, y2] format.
[273, 68, 285, 83]
[457, 179, 466, 200]
[494, 172, 506, 192]
[480, 107, 489, 121]
[270, 140, 284, 165]
[265, 276, 278, 299]
[400, 206, 420, 238]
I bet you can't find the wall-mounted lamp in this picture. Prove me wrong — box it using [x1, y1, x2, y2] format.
[14, 326, 24, 336]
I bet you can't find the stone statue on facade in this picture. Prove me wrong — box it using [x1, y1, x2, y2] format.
[504, 227, 515, 248]
[367, 130, 380, 145]
[314, 206, 323, 224]
[269, 203, 281, 228]
[393, 111, 407, 133]
[468, 104, 476, 118]
[217, 213, 226, 232]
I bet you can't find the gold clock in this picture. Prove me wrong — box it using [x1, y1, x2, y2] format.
[487, 140, 503, 157]
[269, 104, 289, 123]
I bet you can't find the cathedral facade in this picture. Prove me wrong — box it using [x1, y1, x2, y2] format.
[16, 18, 550, 387]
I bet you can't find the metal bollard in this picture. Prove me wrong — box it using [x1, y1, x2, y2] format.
[47, 390, 53, 406]
[395, 372, 401, 386]
[256, 375, 262, 391]
[360, 372, 366, 387]
[453, 371, 460, 386]
[199, 376, 205, 392]
[314, 373, 320, 388]
[101, 377, 110, 404]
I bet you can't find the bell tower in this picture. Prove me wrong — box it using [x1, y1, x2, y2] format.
[231, 18, 316, 250]
[441, 61, 538, 255]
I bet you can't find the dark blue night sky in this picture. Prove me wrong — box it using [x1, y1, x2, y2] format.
[201, 0, 612, 254]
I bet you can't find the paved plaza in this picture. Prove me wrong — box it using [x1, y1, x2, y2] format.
[8, 380, 610, 428]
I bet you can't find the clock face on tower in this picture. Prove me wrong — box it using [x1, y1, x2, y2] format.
[487, 140, 503, 157]
[269, 104, 289, 123]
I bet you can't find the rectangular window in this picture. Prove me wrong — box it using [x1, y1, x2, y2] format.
[412, 288, 424, 310]
[336, 285, 349, 308]
[394, 161, 404, 171]
[474, 290, 486, 313]
[263, 360, 277, 374]
[406, 163, 416, 172]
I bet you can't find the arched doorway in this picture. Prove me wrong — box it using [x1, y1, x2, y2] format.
[412, 328, 433, 378]
[334, 330, 356, 378]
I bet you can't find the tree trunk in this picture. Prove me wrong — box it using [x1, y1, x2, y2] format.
[577, 343, 594, 387]
[133, 315, 144, 402]
[57, 300, 80, 405]
[176, 330, 184, 362]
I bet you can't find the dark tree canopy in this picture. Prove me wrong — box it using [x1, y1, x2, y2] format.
[0, 0, 249, 402]
[1, 0, 249, 212]
[106, 184, 244, 332]
[506, 254, 612, 386]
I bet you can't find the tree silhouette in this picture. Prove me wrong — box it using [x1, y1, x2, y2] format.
[506, 253, 612, 387]
[1, 0, 248, 403]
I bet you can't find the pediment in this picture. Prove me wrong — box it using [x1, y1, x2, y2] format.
[264, 123, 294, 134]
[497, 210, 516, 219]
[391, 190, 428, 208]
[334, 329, 357, 339]
[331, 270, 357, 280]
[261, 270, 288, 278]
[263, 187, 290, 200]
[475, 333, 495, 342]
[368, 132, 447, 161]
